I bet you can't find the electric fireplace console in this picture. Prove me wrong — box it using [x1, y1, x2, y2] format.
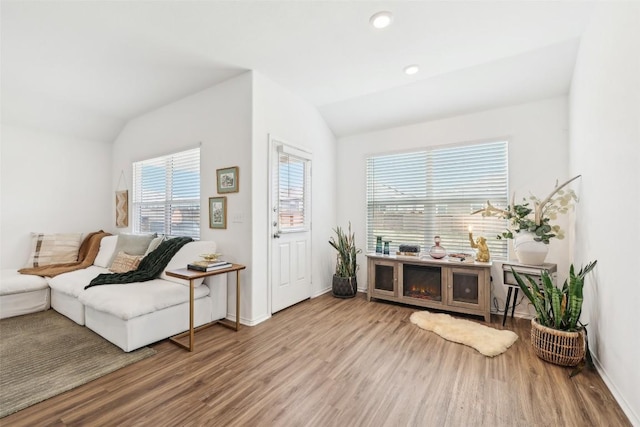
[366, 254, 492, 322]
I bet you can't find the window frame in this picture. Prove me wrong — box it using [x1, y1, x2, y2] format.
[131, 147, 201, 239]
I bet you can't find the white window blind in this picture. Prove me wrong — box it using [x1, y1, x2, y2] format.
[366, 141, 509, 259]
[132, 147, 200, 239]
[277, 150, 310, 232]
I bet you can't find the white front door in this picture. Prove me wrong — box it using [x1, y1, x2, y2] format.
[269, 136, 312, 313]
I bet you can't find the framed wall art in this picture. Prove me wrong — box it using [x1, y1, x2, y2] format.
[209, 196, 227, 229]
[216, 166, 239, 193]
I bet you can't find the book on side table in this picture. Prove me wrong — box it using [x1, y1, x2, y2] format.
[187, 260, 232, 272]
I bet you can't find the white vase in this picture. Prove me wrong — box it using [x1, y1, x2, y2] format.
[513, 232, 549, 265]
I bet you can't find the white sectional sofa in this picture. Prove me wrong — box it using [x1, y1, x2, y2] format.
[0, 238, 228, 352]
[0, 270, 50, 318]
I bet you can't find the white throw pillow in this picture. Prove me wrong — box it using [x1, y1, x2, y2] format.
[144, 235, 165, 256]
[24, 233, 82, 268]
[93, 235, 118, 268]
[161, 241, 217, 287]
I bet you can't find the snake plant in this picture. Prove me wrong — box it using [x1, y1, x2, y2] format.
[511, 260, 597, 331]
[329, 223, 361, 278]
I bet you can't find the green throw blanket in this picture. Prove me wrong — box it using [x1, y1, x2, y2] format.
[85, 236, 192, 289]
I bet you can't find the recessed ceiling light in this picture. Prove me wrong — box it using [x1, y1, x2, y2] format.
[370, 11, 393, 29]
[404, 65, 419, 75]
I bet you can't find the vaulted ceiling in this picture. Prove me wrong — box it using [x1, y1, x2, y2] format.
[1, 1, 595, 143]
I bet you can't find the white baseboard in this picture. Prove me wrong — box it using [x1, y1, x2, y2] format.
[591, 354, 640, 426]
[225, 312, 271, 327]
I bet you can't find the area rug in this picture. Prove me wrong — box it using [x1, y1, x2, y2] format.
[409, 311, 518, 357]
[0, 310, 156, 418]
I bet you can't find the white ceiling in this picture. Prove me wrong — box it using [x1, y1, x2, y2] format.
[1, 1, 596, 143]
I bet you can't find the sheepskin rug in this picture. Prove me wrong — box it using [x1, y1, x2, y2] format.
[409, 311, 518, 357]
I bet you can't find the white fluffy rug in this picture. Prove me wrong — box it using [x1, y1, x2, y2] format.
[410, 311, 518, 357]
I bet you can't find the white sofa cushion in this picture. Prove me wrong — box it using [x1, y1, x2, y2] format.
[94, 235, 118, 268]
[48, 266, 110, 297]
[79, 279, 210, 320]
[0, 269, 49, 295]
[160, 241, 218, 287]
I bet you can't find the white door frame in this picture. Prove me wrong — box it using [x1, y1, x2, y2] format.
[267, 134, 312, 314]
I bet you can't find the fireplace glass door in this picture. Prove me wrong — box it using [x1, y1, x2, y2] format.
[402, 264, 442, 302]
[450, 270, 480, 305]
[374, 263, 395, 293]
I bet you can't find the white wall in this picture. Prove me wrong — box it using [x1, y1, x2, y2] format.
[252, 71, 338, 323]
[0, 124, 112, 268]
[337, 97, 572, 318]
[111, 73, 254, 323]
[109, 70, 337, 326]
[569, 4, 640, 424]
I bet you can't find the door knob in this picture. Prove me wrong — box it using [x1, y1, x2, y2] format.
[273, 233, 281, 239]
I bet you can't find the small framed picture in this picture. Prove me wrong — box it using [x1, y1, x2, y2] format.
[209, 196, 227, 229]
[217, 166, 239, 193]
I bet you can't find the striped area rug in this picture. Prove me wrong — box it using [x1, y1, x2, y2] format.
[0, 310, 156, 418]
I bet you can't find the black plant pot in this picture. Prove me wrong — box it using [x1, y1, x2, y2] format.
[332, 274, 357, 298]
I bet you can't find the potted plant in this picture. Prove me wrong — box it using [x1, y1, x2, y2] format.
[472, 175, 581, 264]
[328, 223, 361, 298]
[511, 260, 597, 374]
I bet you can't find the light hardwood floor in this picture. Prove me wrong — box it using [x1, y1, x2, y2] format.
[3, 293, 630, 426]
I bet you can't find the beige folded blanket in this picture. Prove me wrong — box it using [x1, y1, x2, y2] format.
[18, 230, 111, 278]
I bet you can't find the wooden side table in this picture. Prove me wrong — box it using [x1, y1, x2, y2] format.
[165, 263, 246, 352]
[501, 261, 556, 326]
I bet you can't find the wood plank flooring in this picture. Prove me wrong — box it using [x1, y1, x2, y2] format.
[2, 293, 631, 426]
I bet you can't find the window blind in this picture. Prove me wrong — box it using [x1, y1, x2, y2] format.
[277, 150, 309, 232]
[366, 141, 508, 259]
[132, 147, 200, 239]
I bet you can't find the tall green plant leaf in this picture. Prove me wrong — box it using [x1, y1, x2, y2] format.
[566, 261, 597, 331]
[329, 222, 361, 278]
[511, 268, 548, 325]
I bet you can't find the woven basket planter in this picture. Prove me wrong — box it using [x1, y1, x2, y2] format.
[531, 318, 585, 367]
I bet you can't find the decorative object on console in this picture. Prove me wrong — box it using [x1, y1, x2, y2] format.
[397, 244, 420, 256]
[209, 196, 227, 229]
[216, 166, 239, 193]
[375, 236, 383, 254]
[428, 236, 446, 259]
[200, 253, 221, 262]
[472, 175, 581, 265]
[468, 231, 490, 262]
[511, 260, 597, 374]
[329, 222, 361, 298]
[446, 253, 474, 263]
[383, 240, 391, 255]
